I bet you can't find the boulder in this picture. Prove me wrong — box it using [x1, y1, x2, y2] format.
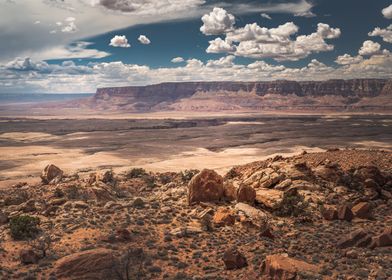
[52, 248, 119, 279]
[188, 169, 224, 204]
[222, 248, 247, 270]
[170, 226, 203, 237]
[223, 181, 238, 201]
[351, 202, 371, 218]
[236, 185, 256, 203]
[213, 208, 236, 227]
[20, 248, 41, 264]
[243, 168, 282, 189]
[320, 205, 338, 221]
[41, 164, 63, 184]
[255, 189, 284, 209]
[370, 227, 392, 248]
[313, 163, 344, 183]
[98, 170, 115, 184]
[354, 166, 385, 186]
[261, 254, 320, 280]
[337, 204, 354, 221]
[337, 229, 372, 249]
[235, 203, 268, 222]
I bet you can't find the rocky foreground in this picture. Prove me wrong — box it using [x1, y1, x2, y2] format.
[0, 149, 391, 280]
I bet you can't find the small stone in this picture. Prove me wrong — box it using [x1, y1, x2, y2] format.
[222, 248, 247, 270]
[337, 204, 354, 221]
[213, 208, 235, 227]
[20, 248, 41, 264]
[351, 202, 371, 218]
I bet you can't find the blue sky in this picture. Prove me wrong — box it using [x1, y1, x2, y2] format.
[0, 0, 391, 93]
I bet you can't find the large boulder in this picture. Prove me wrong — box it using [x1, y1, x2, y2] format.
[52, 248, 119, 280]
[261, 254, 320, 280]
[41, 164, 63, 184]
[236, 185, 256, 203]
[222, 248, 247, 270]
[188, 169, 224, 204]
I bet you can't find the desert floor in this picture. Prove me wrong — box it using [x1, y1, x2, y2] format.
[0, 114, 391, 187]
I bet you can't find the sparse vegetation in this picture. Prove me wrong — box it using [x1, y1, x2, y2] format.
[275, 192, 309, 217]
[116, 248, 146, 280]
[126, 168, 148, 179]
[181, 169, 199, 183]
[9, 215, 40, 240]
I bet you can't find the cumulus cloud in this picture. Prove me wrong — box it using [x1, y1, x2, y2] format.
[206, 37, 236, 53]
[200, 7, 235, 35]
[171, 57, 184, 63]
[261, 13, 271, 20]
[382, 4, 392, 19]
[2, 51, 392, 93]
[138, 35, 151, 45]
[109, 35, 131, 48]
[335, 54, 363, 65]
[369, 25, 392, 43]
[359, 40, 381, 56]
[205, 18, 341, 61]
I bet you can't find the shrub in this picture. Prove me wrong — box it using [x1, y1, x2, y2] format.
[10, 215, 40, 240]
[275, 191, 309, 217]
[181, 169, 199, 183]
[126, 168, 147, 179]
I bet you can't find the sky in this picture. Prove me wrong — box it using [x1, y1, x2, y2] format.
[0, 0, 392, 93]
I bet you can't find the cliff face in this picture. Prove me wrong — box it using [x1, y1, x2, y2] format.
[89, 79, 391, 112]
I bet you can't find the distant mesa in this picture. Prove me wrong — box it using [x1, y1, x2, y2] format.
[74, 79, 392, 112]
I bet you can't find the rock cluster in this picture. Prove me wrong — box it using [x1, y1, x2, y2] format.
[0, 149, 391, 279]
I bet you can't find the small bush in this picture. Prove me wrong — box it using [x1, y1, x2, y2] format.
[181, 169, 199, 183]
[126, 168, 147, 179]
[275, 192, 309, 217]
[10, 215, 40, 240]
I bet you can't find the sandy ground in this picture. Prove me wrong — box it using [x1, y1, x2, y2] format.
[1, 114, 391, 188]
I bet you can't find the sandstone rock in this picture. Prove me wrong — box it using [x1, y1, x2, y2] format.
[370, 227, 392, 248]
[0, 211, 9, 225]
[236, 185, 256, 203]
[337, 204, 354, 221]
[351, 202, 371, 218]
[261, 254, 320, 280]
[20, 248, 41, 264]
[274, 179, 292, 190]
[313, 163, 344, 183]
[223, 181, 238, 201]
[213, 208, 235, 227]
[170, 226, 203, 237]
[222, 248, 247, 270]
[53, 248, 119, 279]
[255, 189, 284, 209]
[188, 169, 224, 204]
[235, 202, 268, 221]
[337, 229, 372, 249]
[321, 205, 338, 221]
[41, 164, 63, 184]
[243, 168, 282, 189]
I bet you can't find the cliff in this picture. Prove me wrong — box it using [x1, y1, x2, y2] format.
[85, 79, 391, 112]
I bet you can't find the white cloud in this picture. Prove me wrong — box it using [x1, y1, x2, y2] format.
[256, 0, 315, 17]
[171, 57, 184, 63]
[206, 20, 341, 61]
[261, 13, 271, 20]
[335, 54, 363, 65]
[109, 35, 131, 48]
[206, 37, 236, 53]
[369, 25, 392, 43]
[359, 40, 381, 56]
[138, 35, 151, 45]
[2, 51, 392, 93]
[200, 7, 235, 35]
[382, 4, 392, 19]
